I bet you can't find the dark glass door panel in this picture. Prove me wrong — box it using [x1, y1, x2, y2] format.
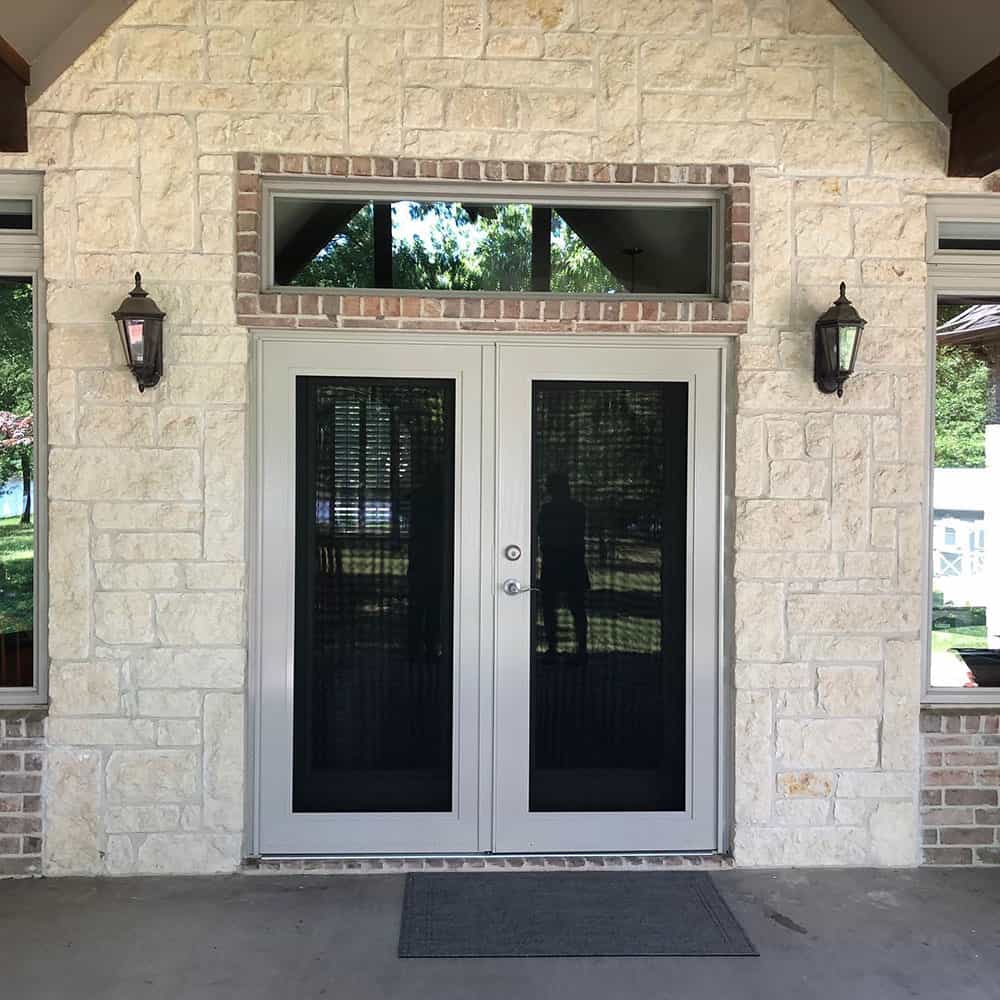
[293, 377, 456, 813]
[529, 381, 688, 812]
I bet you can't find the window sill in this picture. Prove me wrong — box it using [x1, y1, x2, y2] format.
[0, 702, 47, 716]
[922, 692, 1000, 710]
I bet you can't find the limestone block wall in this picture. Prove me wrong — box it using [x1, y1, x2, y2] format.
[0, 0, 988, 874]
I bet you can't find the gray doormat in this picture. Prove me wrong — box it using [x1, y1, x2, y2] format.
[398, 871, 758, 958]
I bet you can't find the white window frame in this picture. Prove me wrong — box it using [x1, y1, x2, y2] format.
[923, 193, 1000, 706]
[0, 172, 47, 707]
[260, 177, 728, 301]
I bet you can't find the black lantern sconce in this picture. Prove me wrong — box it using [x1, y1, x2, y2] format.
[112, 273, 165, 392]
[814, 282, 867, 398]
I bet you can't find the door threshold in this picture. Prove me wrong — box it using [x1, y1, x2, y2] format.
[245, 853, 734, 875]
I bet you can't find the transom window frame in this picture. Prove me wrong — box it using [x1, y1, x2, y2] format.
[923, 193, 1000, 706]
[0, 173, 41, 243]
[0, 171, 47, 707]
[260, 177, 728, 301]
[927, 194, 1000, 267]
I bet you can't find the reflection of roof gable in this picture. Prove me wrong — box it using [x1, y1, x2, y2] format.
[934, 467, 990, 514]
[937, 304, 1000, 347]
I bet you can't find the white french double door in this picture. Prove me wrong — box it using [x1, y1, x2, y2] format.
[255, 333, 724, 856]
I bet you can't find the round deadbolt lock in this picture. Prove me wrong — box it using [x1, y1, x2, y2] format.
[504, 544, 523, 561]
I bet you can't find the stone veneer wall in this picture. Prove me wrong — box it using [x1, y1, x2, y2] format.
[0, 0, 990, 874]
[0, 713, 46, 876]
[921, 710, 1000, 865]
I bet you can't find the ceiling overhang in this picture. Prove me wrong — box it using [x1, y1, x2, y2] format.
[25, 0, 136, 103]
[0, 35, 30, 153]
[829, 0, 951, 122]
[948, 57, 1000, 179]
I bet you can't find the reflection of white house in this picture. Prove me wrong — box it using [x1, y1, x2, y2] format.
[933, 468, 988, 608]
[937, 304, 1000, 646]
[0, 478, 30, 520]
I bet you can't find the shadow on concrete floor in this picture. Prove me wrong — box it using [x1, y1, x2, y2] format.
[2, 868, 998, 999]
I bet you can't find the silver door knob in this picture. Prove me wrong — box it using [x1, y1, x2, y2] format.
[502, 579, 537, 596]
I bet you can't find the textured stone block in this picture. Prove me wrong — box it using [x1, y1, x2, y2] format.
[734, 582, 785, 661]
[777, 719, 879, 768]
[106, 750, 200, 803]
[203, 693, 244, 830]
[155, 593, 245, 646]
[817, 666, 881, 716]
[135, 833, 241, 874]
[45, 751, 101, 875]
[778, 772, 834, 798]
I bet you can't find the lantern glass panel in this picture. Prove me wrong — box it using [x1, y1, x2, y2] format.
[125, 318, 145, 364]
[838, 324, 859, 374]
[819, 323, 838, 373]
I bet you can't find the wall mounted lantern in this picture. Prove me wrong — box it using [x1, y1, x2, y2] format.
[814, 282, 866, 398]
[112, 272, 165, 392]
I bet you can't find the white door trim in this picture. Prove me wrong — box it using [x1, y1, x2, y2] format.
[247, 328, 733, 858]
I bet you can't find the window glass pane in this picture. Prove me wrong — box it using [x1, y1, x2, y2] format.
[0, 278, 34, 687]
[293, 376, 456, 812]
[939, 220, 1000, 252]
[0, 200, 32, 232]
[274, 197, 714, 295]
[528, 380, 688, 812]
[932, 299, 1000, 688]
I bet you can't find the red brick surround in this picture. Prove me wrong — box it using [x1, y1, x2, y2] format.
[235, 153, 750, 336]
[921, 710, 1000, 865]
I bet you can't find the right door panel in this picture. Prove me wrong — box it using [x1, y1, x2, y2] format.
[493, 343, 723, 854]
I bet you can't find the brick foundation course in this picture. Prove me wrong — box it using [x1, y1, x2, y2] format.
[921, 710, 1000, 865]
[0, 712, 45, 877]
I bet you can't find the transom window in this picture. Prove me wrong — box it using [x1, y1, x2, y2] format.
[264, 181, 724, 298]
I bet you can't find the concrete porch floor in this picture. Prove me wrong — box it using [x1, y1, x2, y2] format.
[2, 868, 998, 999]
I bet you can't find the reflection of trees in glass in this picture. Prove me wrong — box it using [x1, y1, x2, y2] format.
[289, 202, 623, 294]
[0, 282, 32, 523]
[935, 304, 988, 469]
[0, 281, 33, 641]
[551, 213, 623, 295]
[936, 346, 988, 468]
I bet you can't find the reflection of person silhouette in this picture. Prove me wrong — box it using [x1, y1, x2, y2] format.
[407, 462, 446, 663]
[538, 472, 589, 663]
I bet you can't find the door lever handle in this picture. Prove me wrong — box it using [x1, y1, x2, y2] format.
[502, 579, 538, 596]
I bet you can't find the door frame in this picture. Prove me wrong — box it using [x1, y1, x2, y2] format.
[246, 329, 734, 858]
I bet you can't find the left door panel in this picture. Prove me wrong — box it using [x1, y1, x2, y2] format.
[257, 337, 485, 854]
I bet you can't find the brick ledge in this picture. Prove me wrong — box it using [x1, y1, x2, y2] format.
[245, 854, 734, 874]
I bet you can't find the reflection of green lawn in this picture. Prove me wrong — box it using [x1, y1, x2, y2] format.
[322, 537, 666, 655]
[932, 626, 987, 654]
[0, 515, 33, 634]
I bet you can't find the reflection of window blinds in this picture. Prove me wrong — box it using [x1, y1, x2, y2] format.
[333, 396, 362, 533]
[326, 389, 407, 536]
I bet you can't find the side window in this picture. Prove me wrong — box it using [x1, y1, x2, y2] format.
[0, 174, 44, 703]
[930, 298, 999, 691]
